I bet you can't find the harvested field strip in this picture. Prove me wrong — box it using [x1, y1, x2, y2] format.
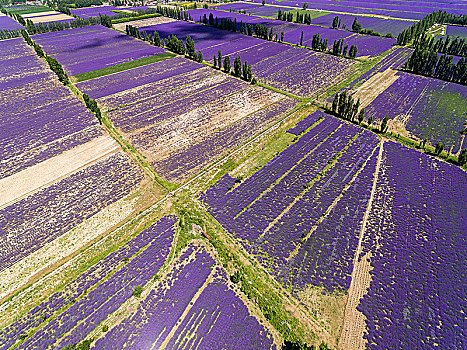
[0, 135, 119, 209]
[73, 53, 176, 82]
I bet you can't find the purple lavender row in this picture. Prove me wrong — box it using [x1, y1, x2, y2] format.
[93, 245, 212, 349]
[0, 152, 143, 273]
[166, 269, 275, 349]
[365, 71, 466, 153]
[334, 46, 412, 99]
[446, 25, 467, 38]
[95, 245, 275, 349]
[0, 125, 103, 180]
[245, 0, 435, 20]
[0, 215, 176, 350]
[213, 3, 262, 11]
[0, 78, 70, 117]
[0, 16, 24, 30]
[1, 99, 96, 161]
[97, 66, 214, 111]
[154, 98, 298, 182]
[357, 141, 466, 349]
[201, 116, 342, 219]
[258, 132, 378, 291]
[229, 123, 361, 246]
[207, 117, 347, 239]
[287, 110, 326, 135]
[17, 216, 176, 350]
[76, 55, 202, 99]
[32, 25, 164, 75]
[287, 144, 378, 293]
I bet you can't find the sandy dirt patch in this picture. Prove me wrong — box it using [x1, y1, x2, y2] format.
[351, 68, 399, 107]
[21, 10, 60, 17]
[113, 16, 177, 31]
[0, 135, 119, 209]
[339, 142, 384, 350]
[30, 13, 73, 23]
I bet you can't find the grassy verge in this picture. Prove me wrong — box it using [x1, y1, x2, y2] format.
[72, 53, 175, 82]
[111, 13, 162, 24]
[5, 5, 52, 14]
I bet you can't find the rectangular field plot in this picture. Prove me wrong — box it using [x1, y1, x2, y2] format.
[77, 56, 299, 182]
[0, 151, 143, 272]
[0, 15, 24, 30]
[31, 25, 165, 75]
[343, 141, 467, 349]
[0, 38, 103, 179]
[0, 216, 176, 350]
[141, 21, 356, 97]
[365, 71, 467, 153]
[94, 244, 276, 349]
[201, 112, 380, 293]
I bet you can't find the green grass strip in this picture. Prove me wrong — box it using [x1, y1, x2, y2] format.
[6, 6, 52, 14]
[111, 13, 161, 24]
[73, 53, 176, 82]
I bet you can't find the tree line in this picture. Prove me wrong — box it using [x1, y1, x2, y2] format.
[126, 25, 203, 62]
[405, 48, 467, 85]
[332, 38, 358, 58]
[153, 5, 193, 21]
[414, 34, 466, 57]
[397, 10, 467, 46]
[277, 9, 315, 25]
[213, 50, 254, 82]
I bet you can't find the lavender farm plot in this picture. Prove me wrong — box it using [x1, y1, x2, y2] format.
[202, 114, 380, 293]
[32, 25, 165, 75]
[0, 15, 24, 30]
[447, 25, 467, 39]
[78, 54, 297, 182]
[70, 5, 146, 18]
[352, 142, 467, 349]
[0, 38, 103, 179]
[1, 216, 176, 350]
[365, 72, 467, 153]
[94, 244, 276, 350]
[0, 152, 143, 272]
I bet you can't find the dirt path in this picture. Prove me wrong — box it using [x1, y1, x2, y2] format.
[0, 135, 119, 209]
[351, 69, 399, 108]
[338, 140, 384, 350]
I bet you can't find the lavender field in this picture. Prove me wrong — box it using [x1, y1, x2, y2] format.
[1, 2, 466, 349]
[355, 141, 467, 349]
[365, 71, 467, 153]
[32, 25, 165, 75]
[202, 113, 380, 293]
[77, 53, 298, 182]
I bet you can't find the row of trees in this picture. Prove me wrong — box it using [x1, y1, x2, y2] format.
[0, 28, 20, 39]
[406, 49, 467, 85]
[83, 94, 102, 123]
[277, 10, 314, 25]
[332, 39, 358, 58]
[213, 51, 254, 82]
[397, 10, 467, 46]
[310, 33, 328, 52]
[153, 5, 192, 21]
[331, 91, 366, 125]
[126, 25, 203, 63]
[414, 34, 466, 57]
[21, 29, 69, 85]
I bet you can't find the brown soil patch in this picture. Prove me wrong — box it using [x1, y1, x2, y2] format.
[113, 16, 177, 31]
[351, 68, 399, 107]
[29, 13, 73, 23]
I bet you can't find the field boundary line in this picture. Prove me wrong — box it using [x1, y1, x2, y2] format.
[338, 139, 384, 350]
